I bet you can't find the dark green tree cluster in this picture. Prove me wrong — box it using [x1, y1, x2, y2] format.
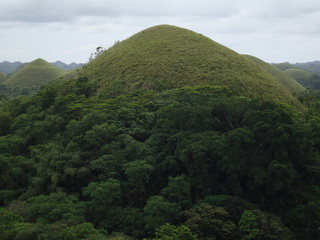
[1, 77, 320, 239]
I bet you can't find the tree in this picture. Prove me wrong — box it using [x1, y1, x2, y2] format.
[184, 203, 236, 239]
[160, 174, 192, 209]
[239, 210, 293, 240]
[153, 223, 197, 240]
[124, 160, 154, 205]
[0, 109, 12, 135]
[143, 196, 181, 233]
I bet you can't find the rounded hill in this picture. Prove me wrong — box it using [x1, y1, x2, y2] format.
[243, 55, 305, 94]
[284, 68, 313, 82]
[82, 25, 300, 105]
[5, 58, 65, 88]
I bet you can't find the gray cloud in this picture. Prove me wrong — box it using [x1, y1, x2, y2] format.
[0, 0, 239, 23]
[0, 0, 320, 63]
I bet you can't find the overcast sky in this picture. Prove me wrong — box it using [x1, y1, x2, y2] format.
[0, 0, 320, 64]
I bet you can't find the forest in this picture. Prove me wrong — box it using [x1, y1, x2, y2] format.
[1, 76, 320, 240]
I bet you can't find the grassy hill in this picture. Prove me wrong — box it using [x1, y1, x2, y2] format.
[284, 68, 313, 82]
[7, 62, 28, 77]
[81, 25, 300, 106]
[284, 68, 320, 90]
[0, 72, 7, 84]
[5, 58, 65, 88]
[273, 62, 294, 71]
[243, 55, 305, 94]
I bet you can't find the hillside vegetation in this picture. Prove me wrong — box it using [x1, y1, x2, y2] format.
[81, 25, 299, 107]
[273, 62, 294, 71]
[0, 72, 7, 84]
[284, 68, 313, 81]
[282, 68, 320, 90]
[5, 58, 65, 88]
[243, 55, 305, 94]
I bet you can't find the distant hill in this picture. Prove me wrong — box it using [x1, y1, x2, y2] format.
[243, 55, 305, 94]
[5, 58, 65, 88]
[51, 61, 82, 71]
[0, 61, 22, 74]
[81, 24, 300, 107]
[0, 60, 81, 76]
[294, 61, 320, 74]
[284, 68, 313, 82]
[274, 61, 320, 74]
[284, 68, 320, 90]
[273, 62, 294, 71]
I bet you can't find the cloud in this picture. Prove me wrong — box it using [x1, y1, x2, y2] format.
[0, 0, 239, 23]
[0, 0, 320, 63]
[239, 0, 320, 19]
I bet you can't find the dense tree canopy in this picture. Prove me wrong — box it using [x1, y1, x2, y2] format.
[1, 77, 320, 239]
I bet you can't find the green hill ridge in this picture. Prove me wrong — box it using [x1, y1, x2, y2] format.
[5, 58, 65, 88]
[243, 55, 306, 94]
[81, 24, 300, 106]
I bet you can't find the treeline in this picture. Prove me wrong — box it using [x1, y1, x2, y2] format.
[0, 84, 39, 100]
[1, 77, 320, 239]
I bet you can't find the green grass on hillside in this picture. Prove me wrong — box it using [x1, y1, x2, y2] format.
[243, 55, 305, 94]
[0, 72, 7, 84]
[81, 25, 300, 107]
[61, 68, 80, 79]
[273, 62, 294, 71]
[7, 63, 28, 77]
[5, 58, 65, 88]
[284, 68, 313, 82]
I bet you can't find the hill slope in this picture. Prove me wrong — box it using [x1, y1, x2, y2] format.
[284, 68, 313, 82]
[81, 25, 300, 106]
[0, 72, 7, 84]
[243, 55, 305, 94]
[5, 58, 65, 88]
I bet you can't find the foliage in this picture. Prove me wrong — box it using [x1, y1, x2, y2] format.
[0, 76, 319, 239]
[153, 223, 197, 240]
[184, 203, 236, 239]
[239, 210, 293, 240]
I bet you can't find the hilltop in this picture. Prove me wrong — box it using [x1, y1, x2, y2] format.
[0, 60, 81, 76]
[51, 61, 82, 71]
[243, 55, 305, 94]
[5, 58, 65, 88]
[81, 25, 300, 106]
